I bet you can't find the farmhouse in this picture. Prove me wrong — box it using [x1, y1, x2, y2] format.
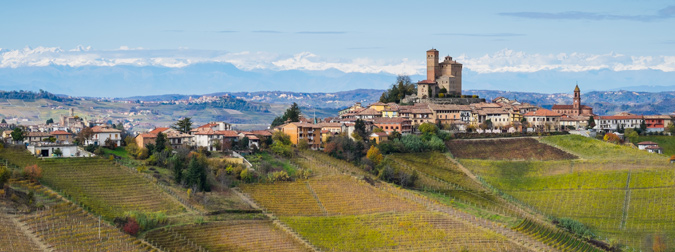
[87, 125, 122, 147]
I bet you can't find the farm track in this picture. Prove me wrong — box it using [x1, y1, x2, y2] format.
[2, 211, 51, 252]
[620, 171, 631, 230]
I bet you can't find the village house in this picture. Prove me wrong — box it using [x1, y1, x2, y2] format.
[25, 131, 51, 144]
[372, 117, 412, 134]
[470, 103, 511, 130]
[87, 125, 123, 147]
[369, 132, 389, 144]
[192, 129, 239, 151]
[637, 141, 663, 154]
[523, 108, 562, 132]
[427, 104, 471, 125]
[277, 122, 322, 149]
[596, 114, 643, 132]
[50, 130, 74, 144]
[238, 132, 260, 149]
[28, 143, 80, 157]
[643, 115, 671, 132]
[399, 105, 433, 126]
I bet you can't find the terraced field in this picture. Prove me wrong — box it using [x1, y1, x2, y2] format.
[463, 135, 675, 251]
[146, 220, 310, 252]
[0, 147, 185, 219]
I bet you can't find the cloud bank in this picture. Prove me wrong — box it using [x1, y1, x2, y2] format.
[500, 5, 675, 22]
[1, 46, 674, 75]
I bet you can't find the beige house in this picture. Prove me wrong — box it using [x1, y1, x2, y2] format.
[524, 109, 562, 132]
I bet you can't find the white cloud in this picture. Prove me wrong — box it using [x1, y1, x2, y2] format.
[1, 46, 674, 75]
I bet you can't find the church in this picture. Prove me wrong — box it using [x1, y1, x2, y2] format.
[417, 49, 462, 98]
[552, 85, 594, 116]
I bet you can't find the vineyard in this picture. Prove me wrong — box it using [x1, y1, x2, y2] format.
[0, 211, 43, 251]
[282, 211, 527, 252]
[447, 138, 577, 160]
[145, 220, 310, 252]
[3, 180, 154, 251]
[239, 151, 558, 252]
[462, 135, 675, 251]
[540, 135, 667, 163]
[0, 147, 185, 219]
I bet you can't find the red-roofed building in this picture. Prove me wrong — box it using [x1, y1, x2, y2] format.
[87, 125, 122, 146]
[644, 115, 671, 132]
[524, 108, 562, 132]
[50, 130, 74, 143]
[597, 114, 643, 132]
[551, 85, 594, 117]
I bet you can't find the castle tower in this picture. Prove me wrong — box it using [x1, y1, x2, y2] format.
[426, 49, 439, 81]
[573, 84, 581, 113]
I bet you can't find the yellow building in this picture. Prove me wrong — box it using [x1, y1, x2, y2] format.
[278, 122, 322, 149]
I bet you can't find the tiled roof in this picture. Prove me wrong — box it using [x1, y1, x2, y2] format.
[599, 115, 642, 120]
[637, 141, 658, 145]
[149, 127, 170, 134]
[50, 130, 72, 135]
[645, 145, 662, 150]
[524, 108, 561, 117]
[251, 130, 273, 136]
[197, 123, 218, 129]
[356, 108, 381, 116]
[91, 125, 122, 133]
[373, 117, 410, 124]
[27, 132, 51, 137]
[138, 133, 156, 138]
[427, 104, 471, 111]
[216, 130, 239, 137]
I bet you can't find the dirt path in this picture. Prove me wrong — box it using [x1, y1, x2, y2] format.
[620, 171, 632, 230]
[231, 188, 319, 252]
[4, 212, 51, 252]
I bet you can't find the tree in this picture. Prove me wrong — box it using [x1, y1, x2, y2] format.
[173, 117, 193, 134]
[372, 127, 384, 133]
[379, 75, 416, 103]
[667, 124, 675, 134]
[640, 118, 647, 134]
[185, 156, 210, 192]
[155, 132, 167, 153]
[419, 122, 438, 135]
[76, 127, 94, 145]
[625, 128, 639, 143]
[0, 166, 10, 187]
[603, 132, 621, 144]
[389, 130, 402, 140]
[239, 137, 250, 150]
[11, 127, 24, 142]
[169, 155, 184, 184]
[47, 136, 56, 143]
[366, 145, 383, 165]
[354, 119, 368, 141]
[271, 102, 302, 127]
[1, 119, 5, 123]
[53, 148, 63, 157]
[24, 164, 42, 182]
[653, 235, 667, 252]
[586, 116, 596, 130]
[46, 118, 54, 125]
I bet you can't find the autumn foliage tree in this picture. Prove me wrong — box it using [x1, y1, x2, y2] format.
[603, 132, 622, 144]
[24, 164, 42, 182]
[123, 218, 140, 236]
[366, 145, 383, 165]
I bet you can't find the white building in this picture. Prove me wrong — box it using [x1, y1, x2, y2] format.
[86, 125, 122, 146]
[28, 143, 82, 157]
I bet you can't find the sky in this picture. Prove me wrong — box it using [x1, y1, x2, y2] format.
[1, 0, 675, 95]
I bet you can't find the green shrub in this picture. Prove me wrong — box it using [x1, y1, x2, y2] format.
[555, 217, 596, 240]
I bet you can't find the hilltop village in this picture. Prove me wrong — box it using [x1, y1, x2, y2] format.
[2, 49, 675, 252]
[2, 49, 674, 157]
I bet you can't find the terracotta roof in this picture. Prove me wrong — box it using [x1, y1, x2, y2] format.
[427, 104, 471, 111]
[369, 102, 387, 107]
[356, 108, 381, 116]
[476, 107, 509, 116]
[27, 132, 51, 137]
[246, 135, 259, 140]
[138, 133, 156, 138]
[637, 141, 658, 145]
[523, 108, 561, 117]
[599, 115, 642, 120]
[645, 145, 662, 150]
[91, 125, 122, 133]
[371, 132, 388, 137]
[644, 115, 671, 120]
[197, 123, 218, 129]
[216, 130, 239, 137]
[410, 108, 432, 114]
[251, 130, 273, 136]
[50, 130, 72, 135]
[286, 122, 322, 128]
[373, 117, 410, 124]
[149, 127, 170, 134]
[316, 123, 342, 128]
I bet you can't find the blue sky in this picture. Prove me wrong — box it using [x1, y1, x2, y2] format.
[1, 0, 675, 96]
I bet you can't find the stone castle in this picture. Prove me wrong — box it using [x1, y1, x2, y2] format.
[417, 48, 463, 99]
